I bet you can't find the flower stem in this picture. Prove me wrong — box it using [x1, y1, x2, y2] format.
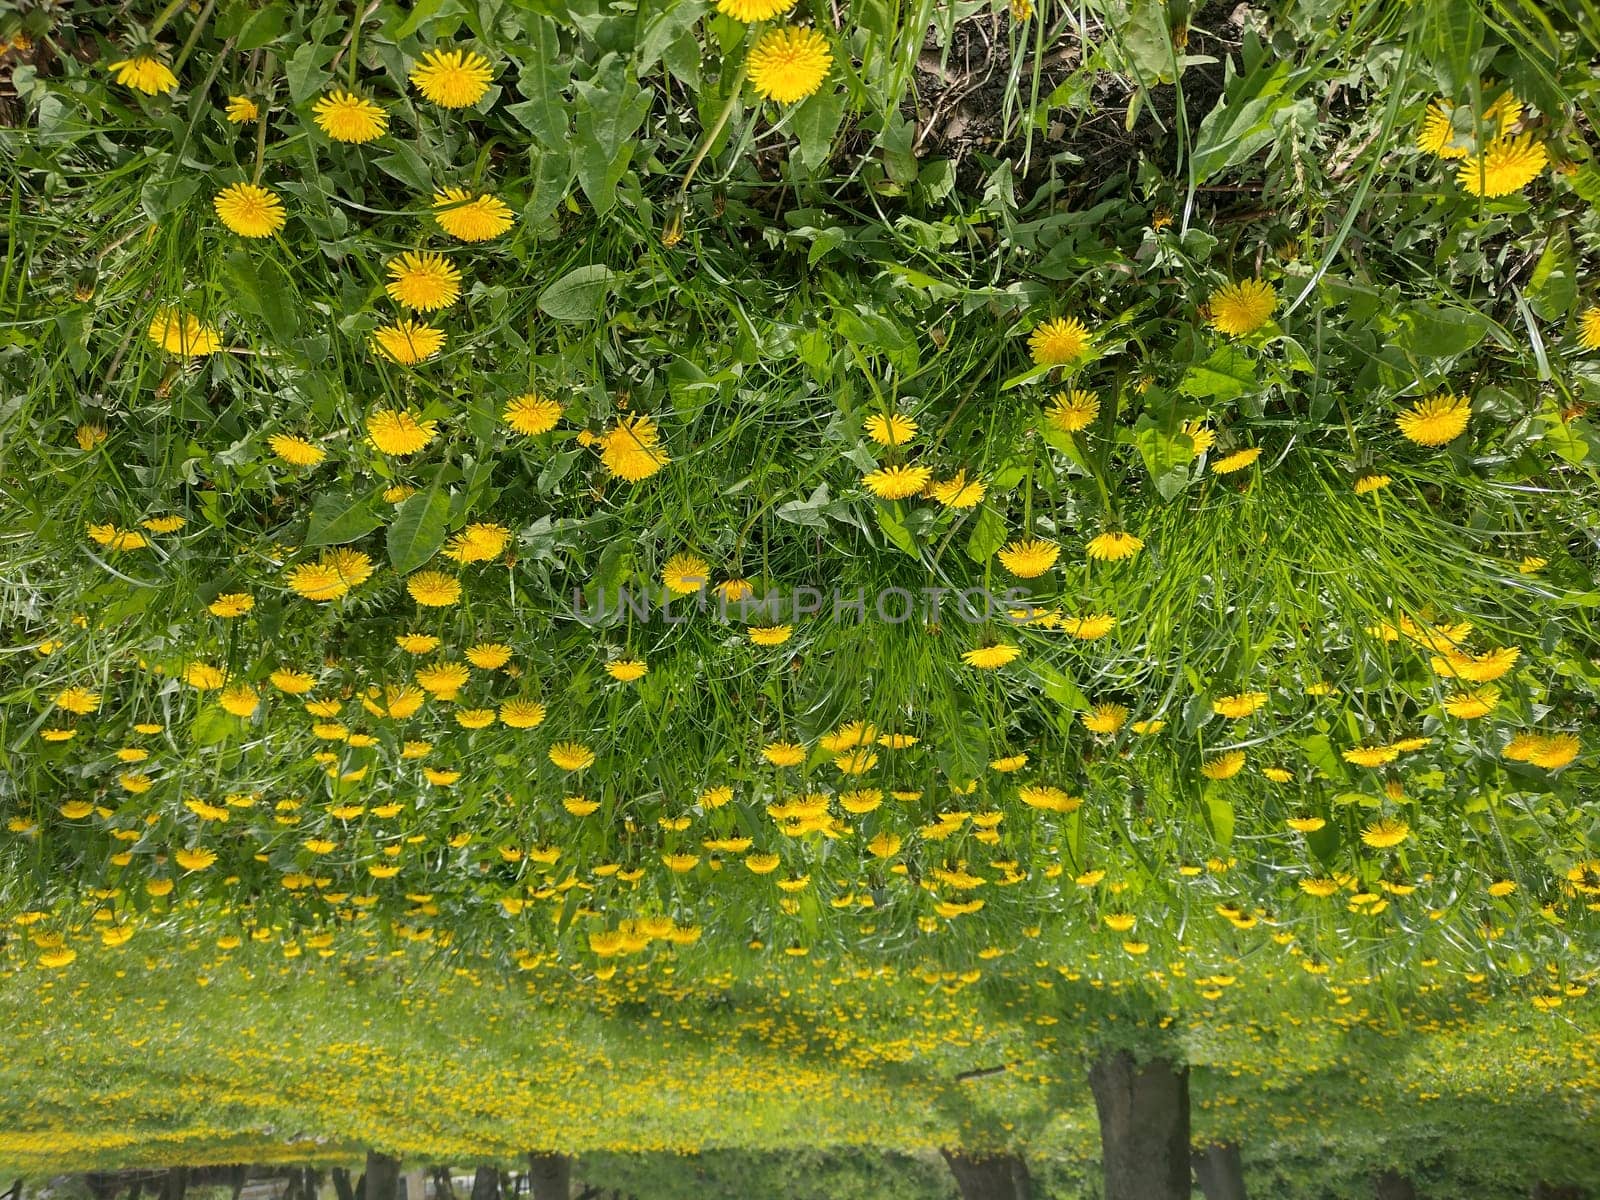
[680, 62, 749, 196]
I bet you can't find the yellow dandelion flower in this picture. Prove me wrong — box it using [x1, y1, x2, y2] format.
[749, 625, 794, 646]
[606, 658, 649, 681]
[1029, 316, 1090, 364]
[372, 318, 445, 365]
[1201, 750, 1246, 780]
[224, 95, 258, 123]
[747, 26, 833, 104]
[433, 187, 514, 241]
[1212, 446, 1262, 474]
[53, 686, 101, 715]
[1354, 472, 1391, 495]
[963, 643, 1021, 670]
[218, 684, 259, 718]
[1212, 691, 1267, 719]
[1086, 531, 1143, 561]
[269, 668, 315, 694]
[443, 522, 509, 564]
[1045, 388, 1099, 432]
[500, 699, 547, 729]
[175, 847, 217, 871]
[1207, 280, 1277, 336]
[1081, 703, 1128, 734]
[409, 48, 494, 108]
[463, 643, 511, 670]
[1060, 612, 1116, 639]
[284, 548, 373, 602]
[864, 412, 916, 445]
[455, 707, 496, 730]
[207, 592, 255, 618]
[109, 55, 177, 95]
[663, 553, 710, 595]
[1578, 305, 1600, 351]
[862, 463, 932, 499]
[148, 308, 221, 357]
[549, 741, 596, 771]
[1458, 134, 1547, 197]
[1443, 686, 1499, 719]
[407, 570, 461, 607]
[1397, 393, 1470, 446]
[213, 183, 285, 238]
[998, 538, 1059, 578]
[367, 408, 439, 455]
[762, 740, 806, 767]
[385, 251, 461, 311]
[598, 414, 670, 481]
[504, 392, 563, 435]
[932, 471, 986, 508]
[716, 0, 798, 19]
[312, 91, 388, 143]
[268, 433, 326, 467]
[1360, 817, 1409, 849]
[1430, 645, 1519, 682]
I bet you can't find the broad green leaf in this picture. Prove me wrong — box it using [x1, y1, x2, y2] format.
[1189, 55, 1293, 184]
[1204, 794, 1235, 848]
[1031, 661, 1087, 712]
[387, 486, 451, 574]
[1307, 822, 1340, 866]
[793, 86, 847, 172]
[1423, 0, 1482, 96]
[776, 484, 832, 530]
[875, 506, 920, 559]
[304, 491, 383, 547]
[965, 507, 1007, 563]
[1130, 411, 1197, 500]
[1119, 0, 1177, 83]
[1396, 302, 1492, 360]
[537, 265, 617, 321]
[1528, 230, 1577, 323]
[192, 706, 236, 747]
[572, 62, 651, 215]
[1178, 345, 1257, 401]
[224, 251, 299, 344]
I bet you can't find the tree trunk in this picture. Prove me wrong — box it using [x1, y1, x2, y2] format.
[470, 1167, 498, 1200]
[939, 1150, 1030, 1200]
[331, 1169, 355, 1200]
[363, 1154, 402, 1200]
[229, 1166, 248, 1200]
[161, 1168, 189, 1200]
[1088, 1048, 1191, 1200]
[525, 1154, 570, 1200]
[1194, 1142, 1247, 1200]
[1375, 1170, 1415, 1200]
